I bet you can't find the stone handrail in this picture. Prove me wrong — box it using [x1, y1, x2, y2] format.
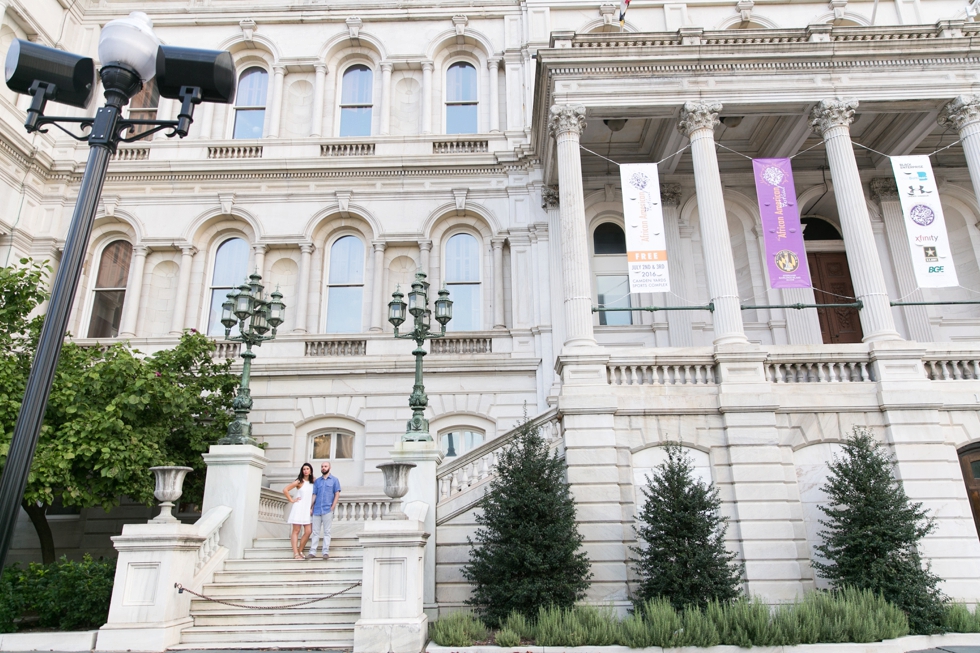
[922, 349, 980, 380]
[321, 142, 375, 156]
[608, 357, 717, 386]
[193, 506, 232, 575]
[208, 145, 263, 159]
[430, 337, 492, 354]
[765, 357, 875, 383]
[433, 139, 488, 154]
[258, 487, 289, 523]
[258, 487, 392, 524]
[305, 339, 367, 357]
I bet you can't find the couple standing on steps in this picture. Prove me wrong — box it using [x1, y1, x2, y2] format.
[283, 462, 341, 560]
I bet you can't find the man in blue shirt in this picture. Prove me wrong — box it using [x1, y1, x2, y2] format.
[308, 462, 341, 560]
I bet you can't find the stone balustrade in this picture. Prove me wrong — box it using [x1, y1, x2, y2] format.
[258, 487, 391, 525]
[432, 139, 489, 154]
[923, 356, 980, 380]
[212, 341, 240, 359]
[322, 142, 376, 156]
[207, 145, 263, 159]
[765, 358, 874, 383]
[193, 506, 231, 574]
[111, 147, 150, 161]
[608, 359, 717, 385]
[305, 338, 368, 356]
[430, 337, 492, 354]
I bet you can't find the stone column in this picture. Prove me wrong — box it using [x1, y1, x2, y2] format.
[201, 445, 269, 560]
[491, 237, 506, 328]
[660, 184, 694, 347]
[293, 243, 314, 334]
[199, 102, 214, 140]
[548, 104, 595, 349]
[871, 177, 933, 342]
[939, 95, 980, 210]
[542, 186, 566, 363]
[170, 246, 195, 335]
[380, 62, 393, 136]
[418, 240, 432, 280]
[488, 58, 501, 133]
[266, 65, 285, 138]
[421, 62, 433, 135]
[252, 243, 267, 280]
[677, 101, 748, 346]
[370, 241, 387, 332]
[311, 64, 327, 138]
[118, 245, 148, 338]
[809, 98, 900, 342]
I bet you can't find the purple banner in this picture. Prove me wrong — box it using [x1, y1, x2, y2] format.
[753, 158, 811, 289]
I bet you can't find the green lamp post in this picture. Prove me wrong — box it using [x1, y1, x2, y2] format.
[218, 272, 285, 445]
[388, 271, 453, 442]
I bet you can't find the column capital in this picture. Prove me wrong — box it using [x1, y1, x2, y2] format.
[487, 57, 501, 71]
[251, 243, 268, 255]
[421, 60, 434, 72]
[870, 177, 899, 202]
[132, 245, 149, 257]
[180, 245, 198, 257]
[372, 240, 387, 252]
[661, 183, 683, 207]
[418, 239, 432, 252]
[300, 243, 315, 254]
[677, 101, 721, 137]
[809, 98, 858, 135]
[938, 95, 980, 132]
[490, 236, 506, 249]
[380, 61, 394, 73]
[548, 104, 586, 139]
[314, 63, 328, 74]
[272, 64, 286, 75]
[541, 185, 560, 209]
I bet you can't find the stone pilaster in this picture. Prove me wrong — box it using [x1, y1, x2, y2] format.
[266, 65, 285, 139]
[118, 245, 148, 338]
[678, 101, 748, 346]
[809, 99, 900, 342]
[488, 58, 501, 133]
[311, 64, 327, 137]
[293, 243, 314, 334]
[370, 241, 387, 332]
[660, 184, 694, 347]
[939, 95, 980, 212]
[421, 62, 433, 134]
[491, 237, 506, 328]
[542, 186, 565, 394]
[252, 243, 267, 279]
[170, 246, 196, 335]
[380, 62, 393, 136]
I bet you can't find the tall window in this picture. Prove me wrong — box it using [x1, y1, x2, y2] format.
[127, 78, 159, 136]
[88, 240, 133, 338]
[339, 65, 373, 137]
[207, 238, 250, 336]
[593, 222, 632, 326]
[440, 430, 485, 458]
[445, 233, 481, 331]
[445, 62, 477, 134]
[326, 235, 364, 333]
[233, 67, 268, 139]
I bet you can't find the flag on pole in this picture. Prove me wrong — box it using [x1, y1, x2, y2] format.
[619, 0, 631, 26]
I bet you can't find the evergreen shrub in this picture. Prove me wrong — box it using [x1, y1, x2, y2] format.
[429, 611, 487, 646]
[943, 604, 980, 633]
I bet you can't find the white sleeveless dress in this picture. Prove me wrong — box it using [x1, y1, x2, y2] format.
[286, 481, 314, 525]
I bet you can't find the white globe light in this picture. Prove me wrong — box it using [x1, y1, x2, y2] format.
[98, 11, 160, 83]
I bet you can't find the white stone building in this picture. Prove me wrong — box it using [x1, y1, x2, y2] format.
[4, 0, 980, 645]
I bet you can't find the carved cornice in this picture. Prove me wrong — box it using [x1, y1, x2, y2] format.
[870, 177, 899, 201]
[548, 104, 587, 138]
[677, 101, 721, 137]
[809, 98, 858, 135]
[541, 185, 560, 209]
[661, 183, 682, 207]
[938, 95, 980, 132]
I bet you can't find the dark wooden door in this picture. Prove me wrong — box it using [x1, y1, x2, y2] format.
[808, 252, 863, 344]
[960, 446, 980, 542]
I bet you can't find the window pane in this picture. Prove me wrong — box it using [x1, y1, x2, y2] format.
[594, 223, 627, 255]
[446, 283, 479, 331]
[446, 104, 477, 135]
[441, 432, 460, 457]
[207, 288, 240, 337]
[233, 109, 265, 139]
[329, 236, 364, 284]
[236, 68, 268, 107]
[597, 275, 631, 326]
[341, 65, 373, 105]
[335, 433, 354, 459]
[313, 434, 332, 459]
[445, 233, 479, 282]
[447, 63, 477, 102]
[440, 431, 484, 458]
[340, 107, 372, 137]
[463, 431, 484, 451]
[327, 286, 363, 333]
[88, 290, 126, 338]
[211, 238, 250, 287]
[95, 241, 132, 288]
[130, 78, 160, 110]
[972, 459, 980, 479]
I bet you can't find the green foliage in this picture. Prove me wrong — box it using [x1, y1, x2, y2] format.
[493, 628, 520, 647]
[944, 603, 980, 633]
[813, 427, 948, 634]
[501, 610, 534, 640]
[429, 611, 487, 646]
[463, 417, 591, 626]
[632, 442, 743, 610]
[0, 556, 115, 632]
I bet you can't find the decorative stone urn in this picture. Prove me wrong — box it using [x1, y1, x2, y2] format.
[376, 461, 416, 520]
[149, 466, 193, 523]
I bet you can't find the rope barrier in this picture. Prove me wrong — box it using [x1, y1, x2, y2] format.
[174, 580, 361, 610]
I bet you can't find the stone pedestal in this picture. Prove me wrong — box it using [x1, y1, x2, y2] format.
[201, 444, 268, 559]
[390, 439, 443, 615]
[353, 518, 429, 653]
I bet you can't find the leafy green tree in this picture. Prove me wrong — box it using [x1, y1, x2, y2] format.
[0, 259, 237, 563]
[632, 442, 743, 610]
[814, 427, 948, 634]
[463, 417, 592, 626]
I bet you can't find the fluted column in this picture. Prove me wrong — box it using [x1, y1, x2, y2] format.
[418, 240, 432, 280]
[939, 95, 980, 211]
[294, 243, 314, 334]
[421, 62, 433, 134]
[379, 62, 393, 136]
[311, 64, 327, 138]
[118, 246, 148, 338]
[549, 104, 595, 348]
[170, 246, 196, 334]
[491, 237, 506, 328]
[370, 241, 387, 331]
[266, 65, 285, 138]
[809, 99, 900, 342]
[488, 58, 501, 133]
[678, 101, 747, 346]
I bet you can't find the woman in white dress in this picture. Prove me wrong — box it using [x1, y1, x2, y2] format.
[283, 463, 315, 559]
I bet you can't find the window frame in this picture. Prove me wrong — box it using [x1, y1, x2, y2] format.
[590, 220, 633, 326]
[324, 233, 366, 334]
[443, 230, 483, 332]
[310, 429, 357, 461]
[438, 428, 486, 459]
[337, 63, 375, 138]
[443, 58, 480, 135]
[204, 236, 251, 336]
[85, 238, 134, 339]
[232, 66, 270, 140]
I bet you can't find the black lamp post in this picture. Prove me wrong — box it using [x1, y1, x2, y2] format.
[0, 11, 236, 569]
[388, 271, 453, 442]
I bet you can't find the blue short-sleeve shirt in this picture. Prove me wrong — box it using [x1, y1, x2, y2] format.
[312, 474, 341, 515]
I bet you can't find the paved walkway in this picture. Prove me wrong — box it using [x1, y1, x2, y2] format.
[907, 647, 980, 653]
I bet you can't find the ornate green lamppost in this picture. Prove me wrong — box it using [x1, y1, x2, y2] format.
[219, 272, 285, 445]
[387, 271, 453, 442]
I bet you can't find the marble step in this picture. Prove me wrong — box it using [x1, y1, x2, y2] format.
[197, 578, 362, 597]
[176, 623, 354, 646]
[243, 545, 361, 560]
[190, 592, 361, 612]
[249, 537, 360, 548]
[223, 555, 362, 571]
[212, 567, 362, 583]
[191, 606, 360, 627]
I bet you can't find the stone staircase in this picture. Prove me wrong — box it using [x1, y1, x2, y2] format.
[172, 535, 363, 649]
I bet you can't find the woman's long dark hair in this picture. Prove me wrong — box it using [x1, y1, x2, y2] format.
[296, 463, 314, 483]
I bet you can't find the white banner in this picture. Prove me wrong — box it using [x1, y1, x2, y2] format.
[891, 155, 958, 288]
[620, 163, 670, 293]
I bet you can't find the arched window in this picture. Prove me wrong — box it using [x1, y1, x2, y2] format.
[88, 240, 133, 338]
[592, 222, 632, 326]
[445, 62, 477, 134]
[440, 429, 485, 459]
[445, 233, 481, 331]
[207, 238, 250, 335]
[312, 431, 355, 460]
[339, 65, 373, 137]
[326, 235, 365, 333]
[233, 67, 269, 139]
